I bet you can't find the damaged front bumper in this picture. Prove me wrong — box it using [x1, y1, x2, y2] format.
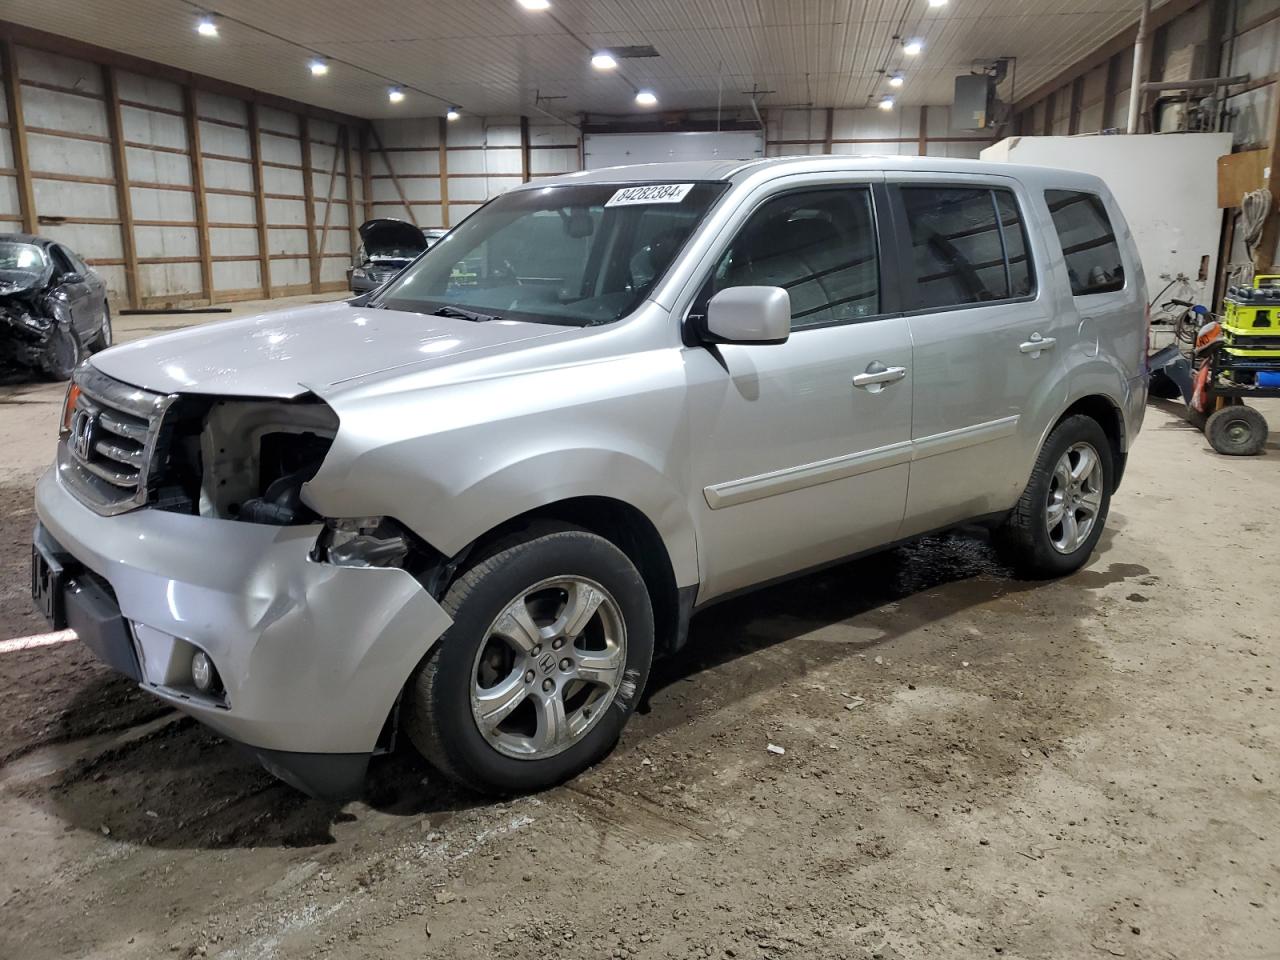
[1, 297, 58, 369]
[33, 467, 453, 798]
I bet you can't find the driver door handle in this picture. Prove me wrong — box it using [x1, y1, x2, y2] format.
[1019, 333, 1057, 355]
[853, 362, 908, 390]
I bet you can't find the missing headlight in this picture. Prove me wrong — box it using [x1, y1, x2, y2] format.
[313, 517, 411, 568]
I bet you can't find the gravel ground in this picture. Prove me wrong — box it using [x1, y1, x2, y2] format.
[0, 306, 1276, 960]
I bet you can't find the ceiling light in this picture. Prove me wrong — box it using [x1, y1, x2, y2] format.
[635, 90, 658, 107]
[308, 59, 329, 76]
[388, 87, 406, 103]
[446, 107, 461, 120]
[903, 39, 924, 55]
[195, 15, 218, 37]
[879, 96, 895, 110]
[592, 52, 618, 71]
[889, 73, 904, 88]
[517, 0, 551, 9]
[927, 0, 949, 7]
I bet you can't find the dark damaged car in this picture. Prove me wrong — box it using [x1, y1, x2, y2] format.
[1, 234, 112, 379]
[348, 218, 437, 293]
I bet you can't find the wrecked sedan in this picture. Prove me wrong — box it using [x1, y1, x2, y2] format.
[1, 234, 111, 379]
[348, 218, 433, 293]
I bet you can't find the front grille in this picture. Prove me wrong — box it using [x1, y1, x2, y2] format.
[369, 265, 400, 283]
[57, 365, 173, 516]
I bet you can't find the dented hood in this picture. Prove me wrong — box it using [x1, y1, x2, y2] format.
[89, 300, 573, 398]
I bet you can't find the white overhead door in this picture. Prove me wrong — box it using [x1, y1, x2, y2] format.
[583, 131, 763, 169]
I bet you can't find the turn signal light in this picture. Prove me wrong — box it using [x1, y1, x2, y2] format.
[60, 382, 81, 437]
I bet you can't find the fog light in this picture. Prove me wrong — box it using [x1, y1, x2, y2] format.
[191, 650, 217, 693]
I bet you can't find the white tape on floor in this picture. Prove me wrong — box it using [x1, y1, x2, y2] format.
[0, 629, 76, 654]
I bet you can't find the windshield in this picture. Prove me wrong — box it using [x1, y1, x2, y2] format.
[0, 241, 48, 280]
[373, 181, 727, 326]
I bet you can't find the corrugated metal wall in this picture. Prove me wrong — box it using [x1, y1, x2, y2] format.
[0, 38, 366, 308]
[765, 105, 995, 159]
[367, 116, 580, 228]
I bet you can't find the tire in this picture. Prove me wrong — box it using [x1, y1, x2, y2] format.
[86, 302, 112, 353]
[996, 415, 1114, 579]
[1187, 402, 1211, 433]
[402, 526, 654, 795]
[41, 324, 83, 381]
[1206, 405, 1268, 456]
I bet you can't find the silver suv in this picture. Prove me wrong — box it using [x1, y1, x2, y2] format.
[31, 157, 1147, 797]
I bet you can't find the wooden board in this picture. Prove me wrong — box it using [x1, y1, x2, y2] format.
[1218, 149, 1269, 208]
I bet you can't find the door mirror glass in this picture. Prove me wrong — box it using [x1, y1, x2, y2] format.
[705, 286, 791, 345]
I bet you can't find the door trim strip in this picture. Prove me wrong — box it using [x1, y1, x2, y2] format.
[702, 415, 1020, 510]
[704, 440, 913, 509]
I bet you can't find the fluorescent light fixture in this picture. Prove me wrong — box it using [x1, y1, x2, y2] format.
[903, 39, 924, 55]
[592, 52, 618, 70]
[446, 107, 461, 120]
[388, 87, 406, 103]
[635, 89, 658, 107]
[888, 73, 904, 88]
[196, 15, 218, 37]
[927, 0, 949, 7]
[517, 0, 551, 9]
[878, 96, 895, 110]
[308, 59, 329, 76]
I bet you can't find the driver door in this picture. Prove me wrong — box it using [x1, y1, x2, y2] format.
[49, 244, 94, 336]
[683, 181, 914, 602]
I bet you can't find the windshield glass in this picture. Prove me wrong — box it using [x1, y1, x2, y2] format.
[373, 181, 727, 326]
[0, 241, 48, 280]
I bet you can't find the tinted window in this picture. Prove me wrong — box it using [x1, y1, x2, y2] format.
[995, 191, 1034, 297]
[1045, 189, 1124, 295]
[49, 245, 75, 275]
[706, 188, 880, 329]
[902, 186, 1012, 308]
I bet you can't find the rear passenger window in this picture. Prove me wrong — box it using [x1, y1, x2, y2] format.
[1044, 189, 1124, 295]
[901, 186, 1035, 310]
[706, 187, 880, 329]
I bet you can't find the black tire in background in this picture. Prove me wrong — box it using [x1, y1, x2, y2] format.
[42, 324, 83, 381]
[402, 526, 654, 796]
[996, 414, 1114, 579]
[86, 302, 112, 353]
[1206, 405, 1268, 456]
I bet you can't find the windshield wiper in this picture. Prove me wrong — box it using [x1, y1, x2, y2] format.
[432, 305, 500, 323]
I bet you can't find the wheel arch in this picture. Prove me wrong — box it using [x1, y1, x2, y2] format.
[1045, 393, 1128, 490]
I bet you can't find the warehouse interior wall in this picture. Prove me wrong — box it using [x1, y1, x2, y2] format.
[0, 28, 367, 309]
[763, 104, 996, 159]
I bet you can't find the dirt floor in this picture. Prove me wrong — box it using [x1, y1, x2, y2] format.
[0, 300, 1276, 960]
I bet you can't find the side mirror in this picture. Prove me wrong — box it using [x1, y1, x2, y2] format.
[705, 286, 791, 345]
[60, 272, 85, 284]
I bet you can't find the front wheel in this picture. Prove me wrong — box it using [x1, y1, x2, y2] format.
[996, 415, 1114, 578]
[402, 526, 654, 795]
[1206, 405, 1268, 456]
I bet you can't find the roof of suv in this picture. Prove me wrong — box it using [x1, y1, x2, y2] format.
[519, 154, 1088, 190]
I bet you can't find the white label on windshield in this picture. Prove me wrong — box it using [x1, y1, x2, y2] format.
[605, 183, 696, 207]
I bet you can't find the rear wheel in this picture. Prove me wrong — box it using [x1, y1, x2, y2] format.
[402, 526, 654, 795]
[1206, 405, 1268, 456]
[996, 415, 1113, 578]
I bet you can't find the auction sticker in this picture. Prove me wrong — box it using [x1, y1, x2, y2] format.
[605, 183, 695, 207]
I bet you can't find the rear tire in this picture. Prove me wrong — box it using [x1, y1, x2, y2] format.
[402, 526, 654, 795]
[1206, 405, 1268, 456]
[996, 415, 1114, 579]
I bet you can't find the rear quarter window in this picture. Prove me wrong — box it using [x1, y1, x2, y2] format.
[1044, 189, 1125, 296]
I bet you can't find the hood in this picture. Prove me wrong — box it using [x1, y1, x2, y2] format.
[89, 300, 574, 399]
[358, 219, 429, 257]
[0, 271, 47, 298]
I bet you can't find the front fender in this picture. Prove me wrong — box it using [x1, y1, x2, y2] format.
[302, 354, 701, 589]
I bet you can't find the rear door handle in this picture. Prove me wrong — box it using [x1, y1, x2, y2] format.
[853, 362, 907, 391]
[1019, 334, 1057, 356]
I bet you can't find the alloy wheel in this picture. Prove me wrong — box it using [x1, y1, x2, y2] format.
[469, 576, 627, 760]
[1045, 441, 1104, 554]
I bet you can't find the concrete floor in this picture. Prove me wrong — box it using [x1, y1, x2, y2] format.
[0, 298, 1277, 959]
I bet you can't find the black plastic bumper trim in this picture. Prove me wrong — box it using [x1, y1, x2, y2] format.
[240, 745, 370, 800]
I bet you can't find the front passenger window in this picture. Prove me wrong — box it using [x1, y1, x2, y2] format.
[705, 188, 880, 329]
